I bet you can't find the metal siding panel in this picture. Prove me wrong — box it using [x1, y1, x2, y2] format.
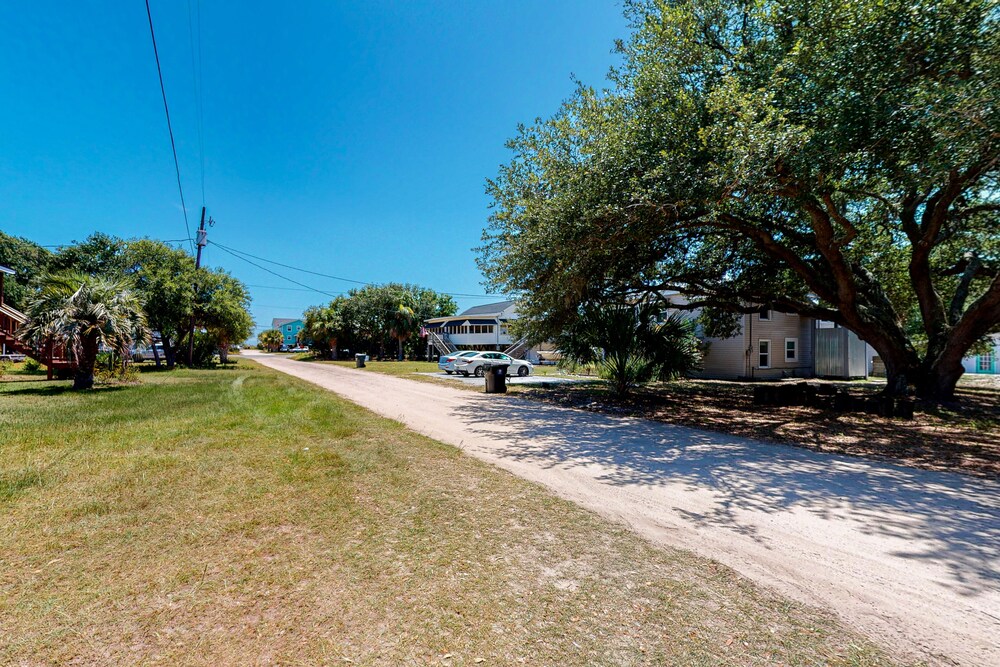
[815, 328, 844, 376]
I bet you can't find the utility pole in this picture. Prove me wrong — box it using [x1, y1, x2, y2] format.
[187, 206, 208, 366]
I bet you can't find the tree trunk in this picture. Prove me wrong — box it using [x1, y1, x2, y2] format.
[397, 338, 404, 361]
[73, 333, 98, 390]
[163, 337, 176, 369]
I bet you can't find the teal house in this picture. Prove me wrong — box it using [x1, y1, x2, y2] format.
[272, 318, 304, 347]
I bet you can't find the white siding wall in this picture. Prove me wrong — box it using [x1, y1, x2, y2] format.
[695, 325, 747, 380]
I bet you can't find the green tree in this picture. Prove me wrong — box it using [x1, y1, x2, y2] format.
[557, 303, 701, 396]
[0, 231, 51, 310]
[301, 297, 351, 359]
[124, 240, 197, 368]
[201, 273, 253, 363]
[258, 329, 283, 352]
[480, 0, 999, 401]
[388, 304, 418, 361]
[18, 272, 151, 390]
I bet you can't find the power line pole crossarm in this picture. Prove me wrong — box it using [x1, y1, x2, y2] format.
[187, 206, 208, 366]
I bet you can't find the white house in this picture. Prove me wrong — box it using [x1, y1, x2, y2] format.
[424, 301, 552, 361]
[663, 294, 867, 380]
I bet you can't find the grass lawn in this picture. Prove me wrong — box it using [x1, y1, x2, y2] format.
[0, 359, 48, 382]
[294, 356, 588, 393]
[0, 362, 895, 665]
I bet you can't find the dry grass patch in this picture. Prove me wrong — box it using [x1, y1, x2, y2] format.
[1, 363, 898, 665]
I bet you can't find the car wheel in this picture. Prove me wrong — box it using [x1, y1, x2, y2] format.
[474, 366, 485, 378]
[445, 370, 453, 375]
[517, 365, 529, 377]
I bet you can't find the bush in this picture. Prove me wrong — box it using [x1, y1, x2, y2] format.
[23, 358, 42, 373]
[556, 303, 702, 396]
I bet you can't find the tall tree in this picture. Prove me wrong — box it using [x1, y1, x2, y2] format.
[0, 231, 51, 310]
[18, 272, 150, 390]
[388, 304, 418, 361]
[480, 0, 999, 400]
[201, 273, 254, 363]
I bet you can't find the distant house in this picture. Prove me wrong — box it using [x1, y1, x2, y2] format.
[962, 335, 999, 375]
[664, 294, 868, 380]
[272, 318, 304, 347]
[423, 300, 553, 362]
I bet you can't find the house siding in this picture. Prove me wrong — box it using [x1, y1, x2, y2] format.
[695, 311, 815, 380]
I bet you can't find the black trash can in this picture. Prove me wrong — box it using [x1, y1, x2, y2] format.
[484, 363, 510, 394]
[355, 353, 366, 368]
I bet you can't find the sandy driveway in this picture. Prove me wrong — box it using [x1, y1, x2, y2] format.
[245, 352, 1000, 665]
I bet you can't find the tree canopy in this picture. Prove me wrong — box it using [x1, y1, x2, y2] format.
[301, 283, 457, 359]
[18, 272, 150, 390]
[480, 0, 999, 400]
[2, 231, 254, 368]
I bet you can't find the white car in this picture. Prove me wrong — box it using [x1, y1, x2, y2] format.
[454, 352, 532, 377]
[438, 350, 479, 374]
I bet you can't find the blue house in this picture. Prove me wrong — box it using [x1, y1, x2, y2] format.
[272, 318, 304, 347]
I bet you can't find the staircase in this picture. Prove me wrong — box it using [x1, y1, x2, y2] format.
[503, 336, 530, 360]
[427, 329, 458, 357]
[0, 303, 73, 379]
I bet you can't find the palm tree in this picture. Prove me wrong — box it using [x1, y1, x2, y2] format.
[388, 304, 417, 361]
[18, 272, 151, 390]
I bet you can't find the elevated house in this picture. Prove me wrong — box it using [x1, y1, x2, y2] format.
[0, 264, 72, 379]
[271, 317, 304, 347]
[423, 300, 538, 361]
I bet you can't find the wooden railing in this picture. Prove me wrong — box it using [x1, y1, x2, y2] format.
[0, 303, 73, 379]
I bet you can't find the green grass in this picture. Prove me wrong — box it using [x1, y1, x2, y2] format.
[0, 359, 48, 382]
[292, 356, 589, 393]
[0, 362, 898, 665]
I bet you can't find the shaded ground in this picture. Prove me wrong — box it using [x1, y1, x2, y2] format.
[521, 377, 1000, 478]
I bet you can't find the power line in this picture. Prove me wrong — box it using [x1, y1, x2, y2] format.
[209, 241, 340, 298]
[209, 239, 507, 299]
[144, 0, 195, 254]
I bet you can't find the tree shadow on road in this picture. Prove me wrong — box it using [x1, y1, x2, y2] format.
[460, 397, 1000, 599]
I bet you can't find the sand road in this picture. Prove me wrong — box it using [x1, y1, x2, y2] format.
[245, 352, 1000, 665]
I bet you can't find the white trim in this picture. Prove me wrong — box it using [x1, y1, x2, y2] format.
[784, 337, 798, 363]
[758, 339, 771, 369]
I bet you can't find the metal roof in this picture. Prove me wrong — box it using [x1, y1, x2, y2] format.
[271, 317, 299, 328]
[0, 265, 14, 275]
[457, 300, 514, 317]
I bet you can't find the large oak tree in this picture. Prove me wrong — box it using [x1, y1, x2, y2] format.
[480, 0, 999, 400]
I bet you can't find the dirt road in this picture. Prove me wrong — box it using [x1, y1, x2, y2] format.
[245, 352, 1000, 665]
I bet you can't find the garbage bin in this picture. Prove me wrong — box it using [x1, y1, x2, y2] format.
[483, 363, 510, 394]
[355, 353, 366, 368]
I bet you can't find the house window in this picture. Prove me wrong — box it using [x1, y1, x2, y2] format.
[758, 339, 771, 369]
[758, 308, 771, 321]
[287, 325, 292, 332]
[785, 338, 798, 362]
[979, 351, 995, 372]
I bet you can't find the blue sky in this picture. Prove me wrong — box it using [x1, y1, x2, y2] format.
[0, 1, 626, 332]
